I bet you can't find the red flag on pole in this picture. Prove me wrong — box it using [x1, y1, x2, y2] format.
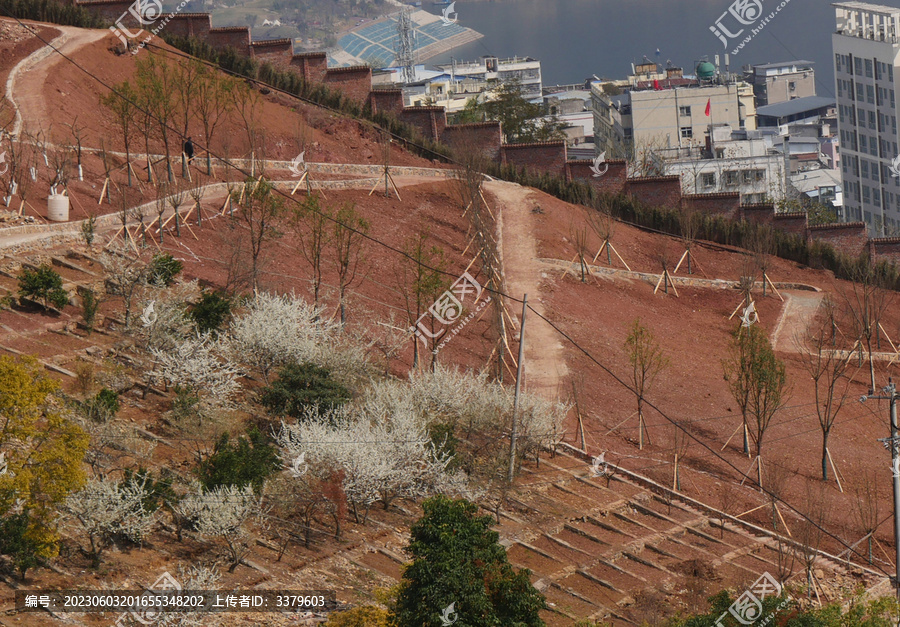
[705, 98, 711, 116]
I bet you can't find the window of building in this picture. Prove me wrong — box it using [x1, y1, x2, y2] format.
[700, 172, 715, 188]
[860, 135, 867, 152]
[680, 126, 692, 138]
[870, 110, 877, 129]
[788, 81, 796, 92]
[724, 170, 740, 186]
[867, 84, 875, 104]
[856, 57, 863, 75]
[861, 160, 869, 178]
[863, 185, 871, 202]
[857, 82, 865, 101]
[891, 65, 894, 82]
[866, 59, 874, 77]
[836, 53, 841, 71]
[679, 106, 691, 117]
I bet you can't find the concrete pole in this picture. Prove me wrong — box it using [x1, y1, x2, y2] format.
[508, 294, 527, 483]
[891, 392, 900, 601]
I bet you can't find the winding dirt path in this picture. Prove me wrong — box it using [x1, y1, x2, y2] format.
[488, 179, 569, 401]
[6, 26, 106, 136]
[771, 290, 824, 352]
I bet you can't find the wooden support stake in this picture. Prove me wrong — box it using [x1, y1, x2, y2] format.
[672, 250, 689, 274]
[290, 171, 308, 195]
[734, 502, 768, 519]
[721, 421, 744, 451]
[98, 178, 109, 205]
[774, 502, 792, 537]
[728, 297, 747, 321]
[763, 273, 784, 301]
[826, 448, 844, 493]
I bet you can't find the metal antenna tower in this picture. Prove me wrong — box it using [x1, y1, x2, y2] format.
[397, 7, 416, 84]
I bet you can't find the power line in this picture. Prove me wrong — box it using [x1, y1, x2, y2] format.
[10, 19, 890, 577]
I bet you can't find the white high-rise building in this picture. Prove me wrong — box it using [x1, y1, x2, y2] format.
[833, 2, 900, 233]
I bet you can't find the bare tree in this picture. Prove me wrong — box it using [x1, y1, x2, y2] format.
[794, 482, 826, 599]
[165, 181, 187, 239]
[102, 245, 149, 328]
[745, 326, 788, 488]
[624, 318, 668, 450]
[233, 178, 284, 290]
[397, 234, 449, 371]
[294, 194, 331, 306]
[230, 80, 262, 162]
[570, 219, 590, 283]
[332, 202, 369, 326]
[840, 263, 894, 393]
[853, 470, 880, 565]
[100, 82, 138, 186]
[194, 65, 232, 176]
[135, 55, 178, 181]
[796, 297, 856, 482]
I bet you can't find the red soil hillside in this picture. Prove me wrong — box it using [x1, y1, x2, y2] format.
[0, 14, 895, 627]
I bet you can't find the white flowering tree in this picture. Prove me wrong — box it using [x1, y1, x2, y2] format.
[176, 485, 258, 571]
[63, 476, 156, 567]
[154, 564, 222, 627]
[228, 292, 338, 383]
[278, 403, 466, 524]
[150, 334, 241, 412]
[136, 280, 200, 352]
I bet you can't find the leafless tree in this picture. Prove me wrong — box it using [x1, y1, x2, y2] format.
[840, 263, 894, 393]
[570, 220, 591, 283]
[853, 470, 880, 565]
[165, 181, 187, 239]
[794, 482, 826, 600]
[796, 297, 857, 482]
[294, 194, 331, 307]
[625, 318, 668, 449]
[233, 178, 284, 290]
[332, 202, 369, 326]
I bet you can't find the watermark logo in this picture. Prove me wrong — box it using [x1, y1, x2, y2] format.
[439, 602, 458, 626]
[140, 301, 158, 327]
[289, 151, 306, 178]
[440, 2, 458, 26]
[740, 301, 758, 328]
[110, 0, 192, 56]
[590, 152, 608, 178]
[890, 154, 900, 179]
[590, 452, 609, 477]
[0, 151, 8, 176]
[413, 271, 490, 352]
[715, 572, 787, 627]
[114, 571, 181, 626]
[710, 0, 792, 55]
[288, 452, 308, 478]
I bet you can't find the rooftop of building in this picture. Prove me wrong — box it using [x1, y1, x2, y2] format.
[757, 96, 836, 118]
[752, 60, 815, 70]
[833, 1, 900, 15]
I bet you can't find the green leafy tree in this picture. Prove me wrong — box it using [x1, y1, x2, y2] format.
[18, 264, 68, 310]
[189, 291, 232, 335]
[148, 253, 183, 287]
[0, 513, 48, 579]
[477, 78, 566, 144]
[81, 388, 119, 422]
[79, 287, 100, 333]
[259, 362, 352, 419]
[198, 428, 280, 494]
[393, 496, 546, 627]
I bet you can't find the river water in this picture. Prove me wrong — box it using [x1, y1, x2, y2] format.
[421, 0, 878, 96]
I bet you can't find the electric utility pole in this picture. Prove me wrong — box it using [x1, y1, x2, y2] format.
[862, 378, 900, 602]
